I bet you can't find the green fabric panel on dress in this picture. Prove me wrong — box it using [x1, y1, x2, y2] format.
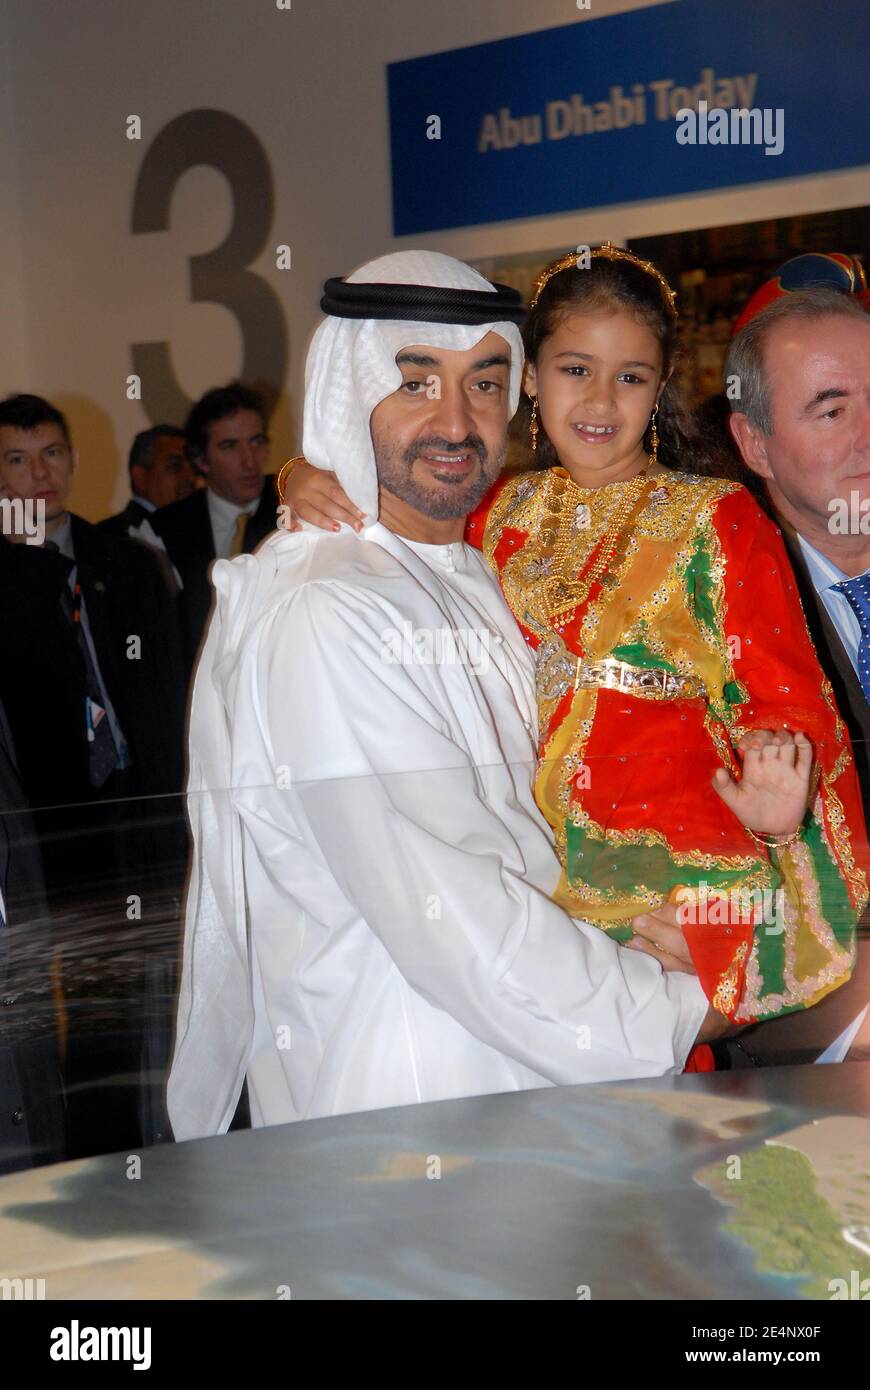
[802, 814, 857, 950]
[751, 863, 787, 999]
[598, 922, 635, 943]
[722, 679, 746, 708]
[610, 642, 677, 673]
[564, 823, 767, 945]
[682, 531, 718, 636]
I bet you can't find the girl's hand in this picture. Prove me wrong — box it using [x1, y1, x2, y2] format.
[282, 458, 366, 533]
[712, 728, 813, 836]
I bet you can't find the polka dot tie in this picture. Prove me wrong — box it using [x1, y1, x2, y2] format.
[832, 573, 870, 706]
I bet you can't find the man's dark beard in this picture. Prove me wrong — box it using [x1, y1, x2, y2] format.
[375, 433, 506, 520]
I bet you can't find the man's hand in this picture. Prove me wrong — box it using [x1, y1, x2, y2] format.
[282, 458, 365, 533]
[624, 901, 697, 973]
[625, 902, 734, 1042]
[697, 1004, 732, 1042]
[712, 728, 812, 835]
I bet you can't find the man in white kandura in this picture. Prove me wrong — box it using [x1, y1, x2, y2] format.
[168, 251, 724, 1141]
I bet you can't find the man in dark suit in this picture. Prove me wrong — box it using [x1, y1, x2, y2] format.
[99, 424, 194, 537]
[0, 698, 66, 1174]
[151, 383, 277, 672]
[778, 522, 870, 807]
[727, 287, 870, 818]
[99, 425, 192, 597]
[724, 286, 870, 1066]
[0, 393, 187, 1156]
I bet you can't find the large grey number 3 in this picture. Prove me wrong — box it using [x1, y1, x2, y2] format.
[131, 109, 287, 423]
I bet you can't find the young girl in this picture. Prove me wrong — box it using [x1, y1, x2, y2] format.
[282, 244, 867, 1029]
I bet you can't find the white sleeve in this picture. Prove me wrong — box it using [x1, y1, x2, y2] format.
[247, 581, 708, 1083]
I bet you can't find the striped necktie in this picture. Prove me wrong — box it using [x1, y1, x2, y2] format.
[44, 542, 120, 787]
[832, 573, 870, 705]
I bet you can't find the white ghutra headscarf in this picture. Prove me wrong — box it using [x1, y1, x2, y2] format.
[301, 249, 525, 520]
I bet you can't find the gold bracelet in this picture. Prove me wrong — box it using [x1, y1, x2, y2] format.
[276, 455, 307, 506]
[746, 825, 802, 851]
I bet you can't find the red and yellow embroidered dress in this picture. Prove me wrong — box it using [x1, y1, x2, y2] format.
[467, 466, 867, 1024]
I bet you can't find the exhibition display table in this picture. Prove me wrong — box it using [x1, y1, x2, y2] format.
[1, 1064, 867, 1300]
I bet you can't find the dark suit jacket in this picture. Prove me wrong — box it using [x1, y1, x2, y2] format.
[97, 497, 152, 536]
[151, 478, 277, 673]
[0, 517, 186, 897]
[780, 523, 870, 816]
[717, 516, 870, 1068]
[0, 700, 66, 1173]
[98, 501, 180, 599]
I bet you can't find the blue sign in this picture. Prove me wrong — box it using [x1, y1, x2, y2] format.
[387, 0, 870, 235]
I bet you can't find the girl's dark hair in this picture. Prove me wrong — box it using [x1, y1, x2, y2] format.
[522, 255, 695, 472]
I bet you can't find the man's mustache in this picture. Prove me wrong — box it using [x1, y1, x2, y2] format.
[405, 435, 487, 465]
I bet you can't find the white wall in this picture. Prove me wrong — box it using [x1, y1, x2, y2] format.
[0, 0, 31, 392]
[3, 0, 868, 519]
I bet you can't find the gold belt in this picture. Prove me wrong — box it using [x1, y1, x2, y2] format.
[573, 656, 704, 700]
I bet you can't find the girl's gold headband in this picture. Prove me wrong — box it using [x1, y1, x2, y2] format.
[529, 241, 678, 318]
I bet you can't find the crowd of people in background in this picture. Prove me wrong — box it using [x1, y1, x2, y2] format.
[0, 383, 277, 1166]
[0, 248, 868, 1171]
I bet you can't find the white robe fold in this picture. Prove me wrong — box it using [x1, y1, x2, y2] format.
[168, 523, 708, 1140]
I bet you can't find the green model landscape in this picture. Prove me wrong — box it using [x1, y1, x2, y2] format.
[698, 1144, 870, 1300]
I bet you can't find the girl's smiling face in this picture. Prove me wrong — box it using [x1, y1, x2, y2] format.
[525, 306, 665, 487]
